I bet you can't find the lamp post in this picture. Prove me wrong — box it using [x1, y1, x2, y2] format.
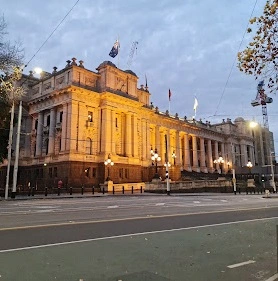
[151, 147, 161, 178]
[104, 154, 114, 181]
[214, 156, 224, 174]
[172, 151, 176, 165]
[247, 160, 253, 174]
[5, 67, 42, 199]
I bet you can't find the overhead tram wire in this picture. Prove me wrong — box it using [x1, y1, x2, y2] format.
[23, 0, 80, 70]
[211, 0, 258, 118]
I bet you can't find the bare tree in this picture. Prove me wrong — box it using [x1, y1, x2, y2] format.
[0, 15, 23, 74]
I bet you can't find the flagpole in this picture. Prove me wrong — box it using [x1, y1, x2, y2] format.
[117, 35, 120, 68]
[169, 100, 171, 115]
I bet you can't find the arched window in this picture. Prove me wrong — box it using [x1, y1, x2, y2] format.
[86, 138, 92, 155]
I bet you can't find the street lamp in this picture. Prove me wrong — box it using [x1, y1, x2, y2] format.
[104, 154, 114, 181]
[151, 147, 161, 178]
[247, 160, 253, 174]
[214, 156, 224, 174]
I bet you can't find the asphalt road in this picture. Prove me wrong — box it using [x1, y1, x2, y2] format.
[0, 194, 277, 281]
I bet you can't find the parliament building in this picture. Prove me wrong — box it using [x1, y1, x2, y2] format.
[0, 58, 275, 189]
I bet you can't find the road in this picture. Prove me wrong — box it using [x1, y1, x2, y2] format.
[0, 194, 277, 281]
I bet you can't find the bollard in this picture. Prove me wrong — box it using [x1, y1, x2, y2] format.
[102, 187, 105, 194]
[81, 186, 84, 195]
[58, 188, 60, 196]
[92, 186, 94, 195]
[28, 188, 31, 196]
[113, 186, 115, 194]
[140, 186, 143, 193]
[131, 186, 134, 194]
[32, 187, 35, 196]
[122, 186, 124, 194]
[45, 187, 48, 196]
[70, 187, 72, 195]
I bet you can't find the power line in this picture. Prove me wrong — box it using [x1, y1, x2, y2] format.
[213, 0, 258, 116]
[24, 0, 80, 69]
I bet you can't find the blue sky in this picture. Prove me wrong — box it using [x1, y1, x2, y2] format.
[3, 0, 277, 152]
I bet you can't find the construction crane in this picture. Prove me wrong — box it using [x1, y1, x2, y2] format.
[126, 41, 138, 69]
[251, 80, 273, 129]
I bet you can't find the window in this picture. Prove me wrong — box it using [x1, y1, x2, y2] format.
[59, 111, 63, 123]
[54, 167, 57, 177]
[115, 117, 118, 128]
[92, 168, 97, 178]
[88, 111, 93, 122]
[46, 115, 50, 126]
[35, 119, 38, 130]
[86, 138, 92, 154]
[125, 168, 128, 179]
[49, 168, 53, 178]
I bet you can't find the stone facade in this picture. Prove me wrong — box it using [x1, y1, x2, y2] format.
[0, 58, 275, 188]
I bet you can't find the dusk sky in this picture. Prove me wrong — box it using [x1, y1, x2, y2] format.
[3, 0, 277, 153]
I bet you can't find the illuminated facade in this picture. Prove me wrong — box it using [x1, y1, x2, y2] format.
[0, 58, 274, 188]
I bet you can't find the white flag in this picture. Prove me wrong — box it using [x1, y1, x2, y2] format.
[193, 97, 198, 112]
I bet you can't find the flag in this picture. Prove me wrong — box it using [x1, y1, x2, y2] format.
[193, 97, 198, 112]
[109, 40, 120, 58]
[169, 89, 172, 101]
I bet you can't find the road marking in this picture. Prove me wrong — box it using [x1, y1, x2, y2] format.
[0, 206, 277, 231]
[107, 205, 119, 209]
[227, 260, 256, 268]
[193, 201, 200, 203]
[221, 200, 228, 202]
[264, 273, 278, 281]
[155, 203, 165, 206]
[0, 216, 277, 253]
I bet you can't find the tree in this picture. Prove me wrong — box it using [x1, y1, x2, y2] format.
[0, 16, 24, 162]
[238, 0, 278, 92]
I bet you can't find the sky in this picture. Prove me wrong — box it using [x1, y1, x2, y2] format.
[2, 0, 278, 152]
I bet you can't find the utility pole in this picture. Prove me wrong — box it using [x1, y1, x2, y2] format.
[11, 100, 22, 198]
[5, 101, 15, 199]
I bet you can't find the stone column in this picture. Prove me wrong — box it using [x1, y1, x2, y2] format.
[146, 121, 150, 160]
[155, 125, 160, 153]
[183, 133, 191, 171]
[125, 112, 132, 156]
[48, 107, 56, 155]
[111, 110, 116, 154]
[101, 108, 112, 153]
[175, 131, 180, 165]
[200, 137, 207, 173]
[132, 114, 138, 157]
[192, 135, 199, 172]
[24, 116, 32, 157]
[61, 103, 67, 151]
[160, 131, 166, 164]
[207, 139, 213, 172]
[214, 141, 219, 171]
[142, 119, 147, 160]
[240, 143, 247, 167]
[35, 112, 43, 156]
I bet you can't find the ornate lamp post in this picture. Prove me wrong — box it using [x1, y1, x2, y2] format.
[104, 154, 114, 181]
[247, 160, 253, 174]
[227, 161, 231, 173]
[151, 147, 161, 178]
[214, 156, 224, 174]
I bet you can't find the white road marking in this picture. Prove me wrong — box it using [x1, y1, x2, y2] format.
[227, 260, 256, 268]
[264, 273, 278, 281]
[107, 205, 119, 209]
[193, 201, 201, 204]
[220, 200, 228, 202]
[0, 216, 277, 253]
[155, 203, 165, 206]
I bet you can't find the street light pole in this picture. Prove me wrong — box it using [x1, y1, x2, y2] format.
[11, 100, 22, 198]
[270, 152, 276, 193]
[5, 100, 15, 200]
